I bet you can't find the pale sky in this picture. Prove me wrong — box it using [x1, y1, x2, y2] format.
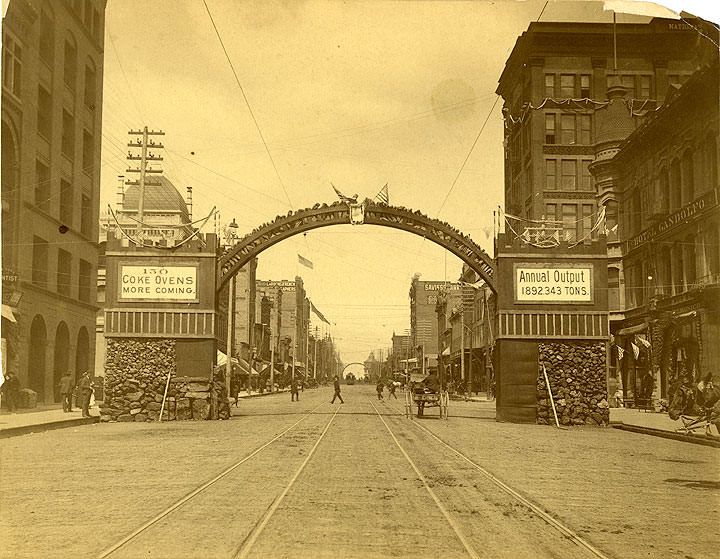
[99, 0, 717, 364]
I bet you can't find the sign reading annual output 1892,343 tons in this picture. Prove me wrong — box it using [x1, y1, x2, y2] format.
[515, 266, 592, 303]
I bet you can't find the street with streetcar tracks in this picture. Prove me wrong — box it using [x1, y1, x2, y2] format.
[1, 385, 718, 559]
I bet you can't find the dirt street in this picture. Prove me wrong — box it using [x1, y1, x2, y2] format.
[0, 384, 717, 559]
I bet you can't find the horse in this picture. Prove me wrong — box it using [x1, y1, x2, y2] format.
[668, 372, 720, 437]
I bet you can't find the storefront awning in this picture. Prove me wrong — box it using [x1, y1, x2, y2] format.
[617, 322, 648, 336]
[1, 305, 17, 323]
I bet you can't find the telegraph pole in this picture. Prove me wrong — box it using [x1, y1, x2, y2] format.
[313, 326, 318, 380]
[127, 127, 164, 236]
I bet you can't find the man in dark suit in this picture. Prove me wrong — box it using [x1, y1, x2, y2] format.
[59, 371, 74, 412]
[78, 371, 93, 417]
[290, 378, 299, 401]
[330, 376, 344, 404]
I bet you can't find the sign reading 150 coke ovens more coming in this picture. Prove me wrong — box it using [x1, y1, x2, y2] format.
[515, 265, 593, 303]
[119, 265, 198, 301]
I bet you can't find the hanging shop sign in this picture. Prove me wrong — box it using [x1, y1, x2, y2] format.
[515, 265, 593, 303]
[119, 265, 197, 301]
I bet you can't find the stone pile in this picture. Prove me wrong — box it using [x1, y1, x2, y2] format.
[537, 341, 609, 426]
[100, 339, 229, 422]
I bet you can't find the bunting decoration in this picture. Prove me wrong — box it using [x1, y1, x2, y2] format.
[631, 342, 640, 360]
[617, 346, 625, 361]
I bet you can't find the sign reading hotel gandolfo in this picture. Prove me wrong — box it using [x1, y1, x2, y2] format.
[120, 265, 197, 301]
[515, 266, 592, 303]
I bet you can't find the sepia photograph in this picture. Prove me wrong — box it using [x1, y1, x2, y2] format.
[1, 0, 718, 557]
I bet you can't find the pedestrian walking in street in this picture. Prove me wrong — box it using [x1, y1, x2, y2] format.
[290, 378, 300, 401]
[330, 376, 344, 404]
[58, 371, 74, 412]
[376, 380, 384, 400]
[2, 371, 20, 413]
[388, 381, 398, 399]
[78, 371, 93, 417]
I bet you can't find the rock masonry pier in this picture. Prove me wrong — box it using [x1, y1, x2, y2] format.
[537, 341, 609, 426]
[100, 339, 229, 422]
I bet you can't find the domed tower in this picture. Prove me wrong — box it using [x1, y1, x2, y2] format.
[111, 175, 194, 244]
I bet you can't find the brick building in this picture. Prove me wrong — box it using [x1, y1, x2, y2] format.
[2, 0, 106, 403]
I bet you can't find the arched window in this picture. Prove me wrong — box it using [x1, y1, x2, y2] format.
[670, 158, 682, 210]
[63, 35, 77, 91]
[681, 149, 694, 204]
[84, 58, 96, 109]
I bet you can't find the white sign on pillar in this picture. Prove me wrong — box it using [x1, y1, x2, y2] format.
[515, 266, 593, 303]
[119, 265, 198, 301]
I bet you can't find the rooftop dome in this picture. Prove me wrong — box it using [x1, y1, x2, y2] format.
[122, 175, 189, 220]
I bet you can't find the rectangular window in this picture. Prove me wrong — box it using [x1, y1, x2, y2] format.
[84, 64, 96, 109]
[38, 10, 54, 65]
[60, 179, 73, 225]
[545, 113, 556, 144]
[580, 74, 591, 98]
[581, 159, 593, 191]
[560, 159, 577, 190]
[639, 75, 651, 99]
[79, 259, 92, 302]
[81, 194, 92, 237]
[82, 130, 94, 174]
[560, 74, 575, 98]
[560, 114, 576, 144]
[580, 114, 592, 145]
[545, 159, 556, 189]
[545, 203, 557, 221]
[581, 204, 594, 240]
[562, 204, 577, 242]
[2, 33, 23, 98]
[37, 85, 52, 139]
[63, 40, 77, 91]
[61, 110, 75, 159]
[32, 236, 48, 288]
[57, 249, 72, 296]
[35, 160, 51, 211]
[544, 74, 555, 98]
[621, 75, 635, 95]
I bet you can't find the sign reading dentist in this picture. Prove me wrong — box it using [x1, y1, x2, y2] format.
[120, 265, 197, 301]
[515, 266, 592, 303]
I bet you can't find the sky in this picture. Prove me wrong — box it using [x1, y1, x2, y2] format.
[99, 0, 718, 364]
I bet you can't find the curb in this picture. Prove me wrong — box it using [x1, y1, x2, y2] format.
[612, 423, 720, 448]
[0, 416, 99, 439]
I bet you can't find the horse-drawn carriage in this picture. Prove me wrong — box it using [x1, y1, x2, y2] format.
[404, 371, 449, 419]
[668, 372, 720, 438]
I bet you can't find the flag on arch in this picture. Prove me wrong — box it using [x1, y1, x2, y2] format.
[298, 254, 314, 269]
[374, 183, 389, 205]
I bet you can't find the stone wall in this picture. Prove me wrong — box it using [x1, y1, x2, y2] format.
[100, 338, 228, 422]
[537, 341, 609, 426]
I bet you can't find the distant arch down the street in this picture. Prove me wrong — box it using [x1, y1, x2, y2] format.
[217, 200, 495, 292]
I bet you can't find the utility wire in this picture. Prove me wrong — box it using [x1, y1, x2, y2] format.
[201, 0, 295, 210]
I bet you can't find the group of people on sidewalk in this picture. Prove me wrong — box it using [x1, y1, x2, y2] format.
[1, 370, 94, 416]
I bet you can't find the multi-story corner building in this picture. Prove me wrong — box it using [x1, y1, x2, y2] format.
[2, 0, 106, 403]
[390, 332, 411, 376]
[496, 17, 701, 240]
[608, 61, 719, 403]
[409, 276, 468, 375]
[256, 277, 308, 370]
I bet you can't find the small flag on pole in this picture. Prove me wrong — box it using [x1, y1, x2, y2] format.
[375, 183, 389, 205]
[298, 254, 314, 269]
[310, 301, 330, 324]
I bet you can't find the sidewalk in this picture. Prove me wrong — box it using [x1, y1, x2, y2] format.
[0, 388, 290, 438]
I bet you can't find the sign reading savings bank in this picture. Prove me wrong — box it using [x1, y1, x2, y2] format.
[515, 266, 592, 303]
[120, 265, 197, 301]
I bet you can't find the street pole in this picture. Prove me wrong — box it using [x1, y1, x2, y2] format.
[292, 340, 296, 381]
[270, 334, 275, 393]
[461, 310, 465, 395]
[313, 335, 318, 380]
[225, 276, 234, 400]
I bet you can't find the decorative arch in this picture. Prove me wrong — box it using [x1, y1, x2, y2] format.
[28, 315, 47, 401]
[341, 362, 367, 377]
[218, 200, 495, 293]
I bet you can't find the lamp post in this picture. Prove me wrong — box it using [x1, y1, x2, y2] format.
[224, 218, 239, 402]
